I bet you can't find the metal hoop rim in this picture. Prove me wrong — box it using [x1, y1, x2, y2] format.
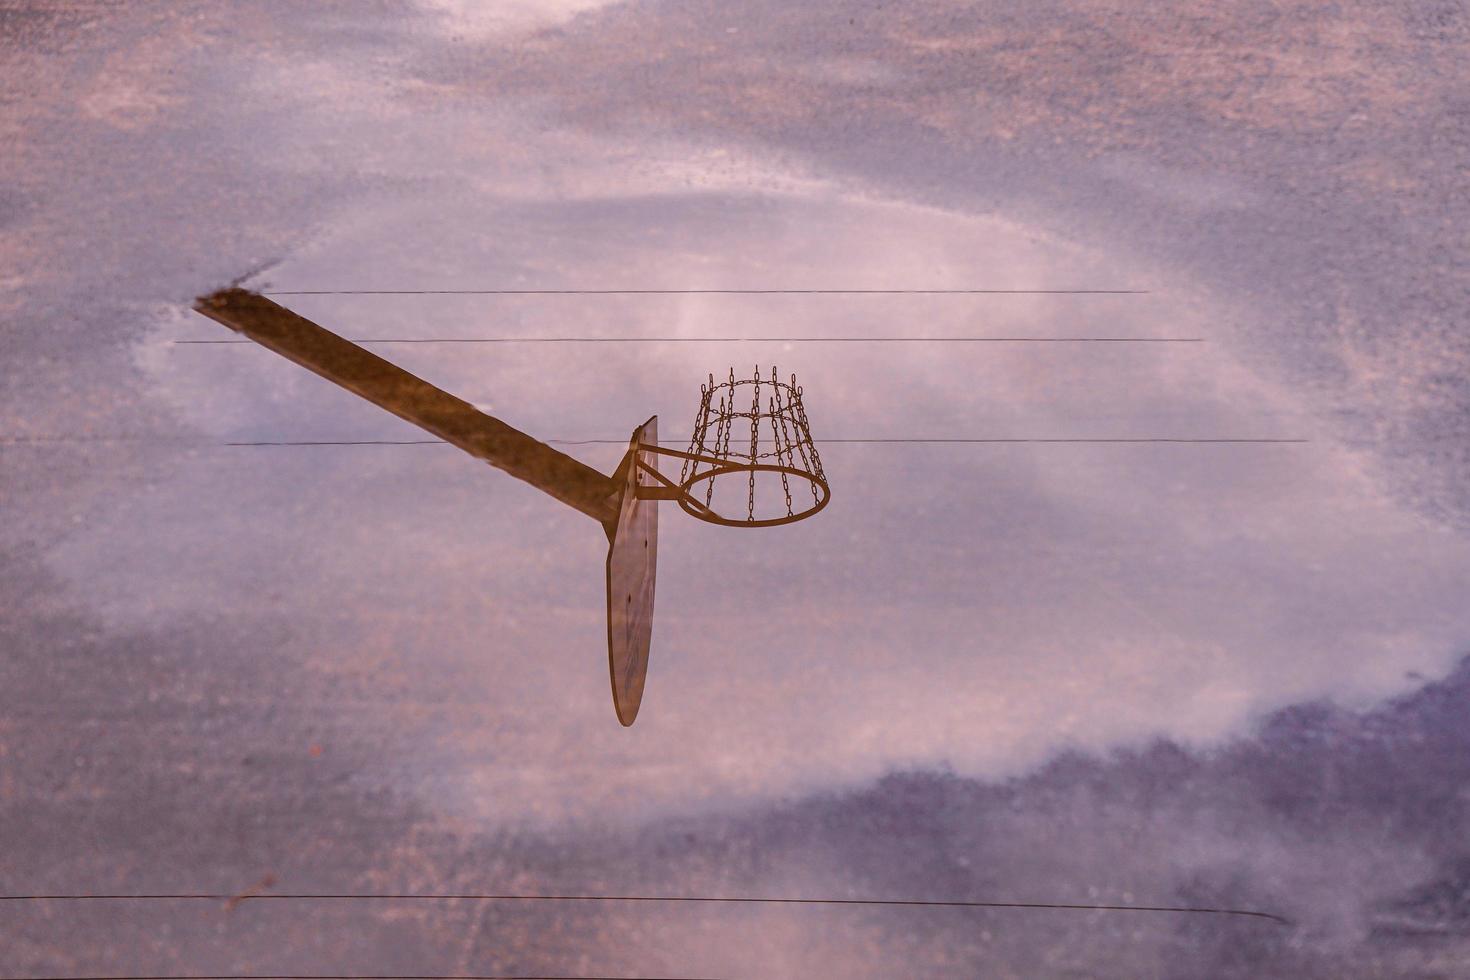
[676, 462, 831, 528]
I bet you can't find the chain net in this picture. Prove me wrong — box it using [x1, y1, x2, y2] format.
[679, 366, 828, 526]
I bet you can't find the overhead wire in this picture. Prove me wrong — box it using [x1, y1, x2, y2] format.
[16, 975, 705, 980]
[14, 976, 699, 980]
[1, 437, 1311, 447]
[260, 288, 1151, 296]
[219, 438, 1309, 446]
[0, 891, 1291, 925]
[173, 336, 1201, 344]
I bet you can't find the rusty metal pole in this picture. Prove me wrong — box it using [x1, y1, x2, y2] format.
[194, 288, 621, 526]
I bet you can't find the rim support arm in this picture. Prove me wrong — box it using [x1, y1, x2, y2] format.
[194, 288, 621, 526]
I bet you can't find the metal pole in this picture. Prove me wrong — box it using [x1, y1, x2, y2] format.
[195, 288, 621, 526]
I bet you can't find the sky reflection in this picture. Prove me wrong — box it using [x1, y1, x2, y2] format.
[5, 1, 1469, 975]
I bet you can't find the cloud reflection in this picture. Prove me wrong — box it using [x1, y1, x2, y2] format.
[5, 1, 1469, 975]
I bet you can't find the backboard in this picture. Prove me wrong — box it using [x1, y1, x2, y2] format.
[605, 415, 659, 726]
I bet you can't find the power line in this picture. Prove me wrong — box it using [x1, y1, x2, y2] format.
[0, 892, 1291, 925]
[18, 976, 702, 980]
[262, 289, 1150, 296]
[1, 437, 1313, 447]
[220, 438, 1310, 446]
[177, 339, 1196, 344]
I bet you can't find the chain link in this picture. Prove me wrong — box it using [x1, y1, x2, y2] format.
[768, 368, 795, 518]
